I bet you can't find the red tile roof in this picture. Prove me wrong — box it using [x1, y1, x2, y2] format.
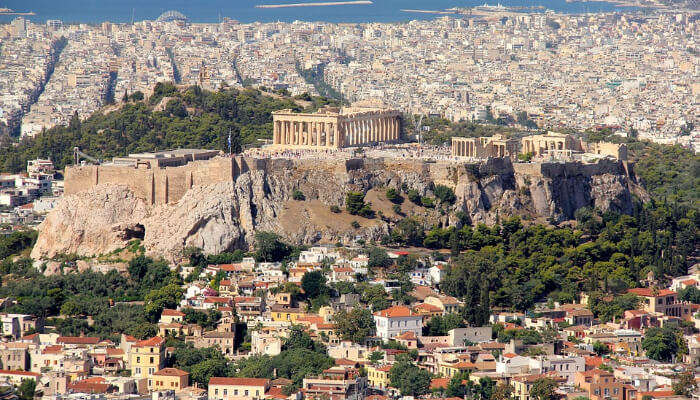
[374, 305, 416, 318]
[0, 370, 40, 377]
[161, 309, 185, 317]
[57, 336, 100, 345]
[431, 378, 450, 389]
[154, 368, 189, 377]
[627, 288, 676, 297]
[133, 336, 165, 348]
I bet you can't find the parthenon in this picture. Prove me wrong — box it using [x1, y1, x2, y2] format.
[271, 102, 401, 149]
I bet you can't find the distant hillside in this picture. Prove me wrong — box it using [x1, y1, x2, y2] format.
[0, 83, 340, 172]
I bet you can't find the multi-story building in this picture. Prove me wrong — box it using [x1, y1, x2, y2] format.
[373, 305, 422, 341]
[574, 369, 633, 400]
[627, 288, 692, 320]
[129, 336, 166, 386]
[301, 366, 366, 400]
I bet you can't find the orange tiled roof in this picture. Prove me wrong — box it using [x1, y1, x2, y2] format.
[431, 378, 450, 389]
[627, 288, 676, 297]
[133, 336, 165, 347]
[374, 305, 416, 318]
[161, 309, 185, 317]
[57, 336, 100, 345]
[154, 368, 189, 377]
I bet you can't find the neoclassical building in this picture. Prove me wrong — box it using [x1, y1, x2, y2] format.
[271, 102, 400, 149]
[451, 131, 626, 161]
[451, 135, 519, 159]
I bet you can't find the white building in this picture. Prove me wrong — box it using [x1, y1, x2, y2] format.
[373, 305, 422, 341]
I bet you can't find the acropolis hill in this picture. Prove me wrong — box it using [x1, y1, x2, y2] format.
[34, 138, 645, 261]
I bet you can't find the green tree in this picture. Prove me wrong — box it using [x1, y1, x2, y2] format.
[301, 271, 328, 299]
[17, 379, 36, 400]
[386, 188, 403, 204]
[592, 341, 609, 356]
[368, 246, 391, 268]
[672, 372, 697, 396]
[333, 307, 375, 343]
[389, 359, 431, 396]
[433, 185, 456, 204]
[292, 189, 305, 201]
[642, 326, 681, 362]
[254, 232, 291, 262]
[346, 192, 366, 215]
[144, 283, 183, 322]
[368, 350, 384, 364]
[530, 378, 558, 400]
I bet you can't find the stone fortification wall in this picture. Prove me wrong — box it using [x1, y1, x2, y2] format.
[65, 156, 238, 205]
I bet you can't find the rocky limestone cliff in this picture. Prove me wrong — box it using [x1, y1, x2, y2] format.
[32, 157, 647, 261]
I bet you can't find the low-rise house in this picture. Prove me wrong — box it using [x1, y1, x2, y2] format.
[366, 365, 391, 389]
[424, 295, 461, 315]
[251, 330, 283, 356]
[0, 369, 40, 385]
[511, 372, 566, 400]
[152, 368, 189, 392]
[208, 377, 270, 400]
[565, 309, 594, 326]
[160, 309, 185, 324]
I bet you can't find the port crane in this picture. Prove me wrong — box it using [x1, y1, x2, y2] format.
[73, 147, 101, 165]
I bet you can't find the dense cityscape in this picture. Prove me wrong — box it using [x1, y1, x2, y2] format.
[0, 4, 697, 400]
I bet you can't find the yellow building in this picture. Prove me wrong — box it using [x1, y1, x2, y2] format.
[152, 368, 189, 392]
[512, 373, 566, 400]
[130, 336, 166, 387]
[366, 365, 392, 389]
[438, 361, 476, 378]
[270, 305, 305, 323]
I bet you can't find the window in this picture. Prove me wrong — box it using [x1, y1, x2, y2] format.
[215, 389, 219, 395]
[223, 389, 227, 395]
[137, 357, 141, 363]
[245, 390, 249, 396]
[234, 390, 238, 395]
[604, 389, 609, 396]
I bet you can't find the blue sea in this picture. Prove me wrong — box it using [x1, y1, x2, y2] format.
[1, 0, 639, 24]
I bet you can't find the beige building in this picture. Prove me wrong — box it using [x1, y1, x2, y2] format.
[452, 131, 626, 161]
[208, 377, 269, 400]
[271, 102, 400, 149]
[451, 135, 519, 159]
[152, 368, 189, 392]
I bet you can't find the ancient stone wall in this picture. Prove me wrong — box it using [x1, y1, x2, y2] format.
[65, 157, 238, 205]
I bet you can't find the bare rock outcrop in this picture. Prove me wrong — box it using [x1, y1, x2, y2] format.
[32, 157, 646, 261]
[31, 184, 149, 259]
